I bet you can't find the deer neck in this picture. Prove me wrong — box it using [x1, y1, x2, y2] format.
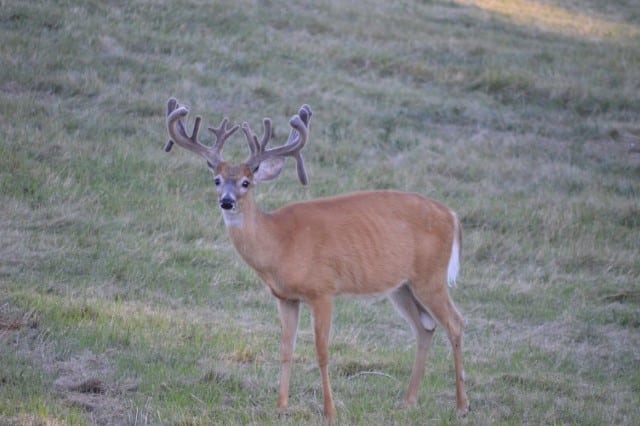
[223, 191, 275, 272]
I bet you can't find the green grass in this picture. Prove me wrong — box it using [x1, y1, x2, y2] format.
[1, 0, 639, 424]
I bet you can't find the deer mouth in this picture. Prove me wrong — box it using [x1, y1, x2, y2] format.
[220, 205, 243, 227]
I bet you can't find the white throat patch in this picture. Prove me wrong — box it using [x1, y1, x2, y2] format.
[221, 209, 244, 228]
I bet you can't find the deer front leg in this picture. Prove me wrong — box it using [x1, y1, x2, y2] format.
[276, 298, 300, 410]
[309, 296, 336, 424]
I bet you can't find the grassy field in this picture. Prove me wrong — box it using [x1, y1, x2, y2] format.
[1, 0, 639, 424]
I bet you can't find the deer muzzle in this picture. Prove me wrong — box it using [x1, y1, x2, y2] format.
[219, 196, 236, 210]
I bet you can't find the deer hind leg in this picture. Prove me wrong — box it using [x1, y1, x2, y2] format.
[276, 298, 300, 411]
[410, 279, 469, 415]
[389, 283, 436, 406]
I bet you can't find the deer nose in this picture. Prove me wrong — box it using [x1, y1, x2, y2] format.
[220, 197, 235, 210]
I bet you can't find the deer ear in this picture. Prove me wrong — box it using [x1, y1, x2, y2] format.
[253, 157, 285, 182]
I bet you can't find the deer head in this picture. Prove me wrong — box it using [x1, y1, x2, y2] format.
[165, 98, 311, 221]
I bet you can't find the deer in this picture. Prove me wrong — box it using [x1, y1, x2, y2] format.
[163, 98, 469, 423]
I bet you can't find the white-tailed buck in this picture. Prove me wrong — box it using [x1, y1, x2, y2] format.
[163, 98, 469, 423]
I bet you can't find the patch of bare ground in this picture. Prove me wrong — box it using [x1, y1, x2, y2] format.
[0, 306, 39, 332]
[52, 350, 138, 426]
[568, 124, 640, 171]
[608, 126, 640, 163]
[1, 415, 67, 426]
[1, 304, 138, 425]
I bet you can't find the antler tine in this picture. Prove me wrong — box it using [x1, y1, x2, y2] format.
[280, 105, 312, 184]
[208, 117, 240, 157]
[164, 99, 178, 152]
[299, 104, 312, 126]
[242, 118, 273, 160]
[165, 98, 238, 168]
[165, 98, 199, 152]
[284, 104, 312, 146]
[288, 113, 309, 185]
[259, 118, 272, 151]
[241, 122, 258, 156]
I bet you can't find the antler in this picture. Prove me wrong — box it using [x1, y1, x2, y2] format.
[242, 105, 312, 185]
[165, 98, 239, 168]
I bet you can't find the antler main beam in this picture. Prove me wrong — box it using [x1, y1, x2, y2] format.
[242, 104, 312, 185]
[164, 98, 239, 167]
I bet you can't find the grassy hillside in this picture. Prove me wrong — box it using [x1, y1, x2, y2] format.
[1, 0, 639, 424]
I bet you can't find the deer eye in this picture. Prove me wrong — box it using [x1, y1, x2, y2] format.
[241, 179, 250, 189]
[214, 177, 221, 186]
